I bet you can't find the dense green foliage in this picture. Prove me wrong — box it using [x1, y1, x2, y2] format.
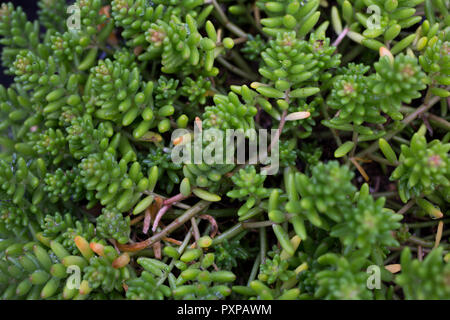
[0, 0, 449, 300]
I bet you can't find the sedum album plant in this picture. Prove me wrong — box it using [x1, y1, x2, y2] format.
[0, 0, 449, 300]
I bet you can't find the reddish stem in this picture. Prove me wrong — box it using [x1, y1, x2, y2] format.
[150, 193, 190, 232]
[152, 205, 170, 232]
[117, 201, 210, 252]
[332, 27, 349, 47]
[142, 207, 152, 234]
[268, 109, 288, 153]
[164, 193, 189, 206]
[199, 214, 219, 238]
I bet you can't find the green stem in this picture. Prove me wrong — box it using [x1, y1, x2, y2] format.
[243, 220, 275, 228]
[211, 0, 248, 38]
[372, 191, 398, 198]
[212, 223, 246, 245]
[191, 217, 200, 243]
[367, 153, 399, 166]
[247, 254, 261, 286]
[260, 226, 267, 264]
[356, 95, 441, 158]
[424, 229, 450, 240]
[407, 218, 450, 229]
[320, 101, 343, 148]
[386, 199, 403, 210]
[217, 56, 257, 81]
[384, 251, 401, 264]
[400, 106, 450, 131]
[350, 130, 358, 158]
[169, 207, 237, 219]
[341, 45, 364, 64]
[408, 235, 450, 248]
[156, 227, 193, 286]
[397, 199, 415, 215]
[391, 136, 410, 145]
[230, 50, 257, 77]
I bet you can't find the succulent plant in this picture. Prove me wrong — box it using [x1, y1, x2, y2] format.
[396, 247, 450, 299]
[0, 0, 449, 301]
[390, 125, 450, 202]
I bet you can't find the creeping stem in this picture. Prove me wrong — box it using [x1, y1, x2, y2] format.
[118, 200, 211, 252]
[356, 95, 441, 158]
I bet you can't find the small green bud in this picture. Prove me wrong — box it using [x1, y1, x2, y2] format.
[158, 119, 171, 133]
[133, 195, 154, 215]
[177, 114, 189, 128]
[334, 141, 355, 158]
[222, 37, 234, 49]
[200, 38, 216, 51]
[180, 177, 191, 197]
[379, 138, 398, 164]
[180, 249, 202, 263]
[211, 271, 236, 283]
[198, 236, 212, 248]
[181, 268, 201, 280]
[163, 246, 180, 259]
[192, 188, 221, 202]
